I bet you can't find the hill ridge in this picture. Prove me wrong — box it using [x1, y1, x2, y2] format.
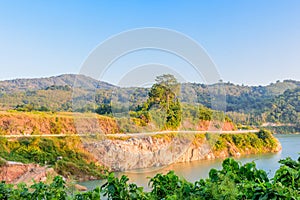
[0, 74, 116, 93]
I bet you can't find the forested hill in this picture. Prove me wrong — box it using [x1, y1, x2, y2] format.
[0, 74, 116, 93]
[266, 88, 300, 124]
[1, 74, 299, 95]
[0, 74, 299, 128]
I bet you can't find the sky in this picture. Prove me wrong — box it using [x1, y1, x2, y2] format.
[0, 0, 300, 86]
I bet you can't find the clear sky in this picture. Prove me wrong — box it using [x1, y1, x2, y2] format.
[0, 0, 300, 85]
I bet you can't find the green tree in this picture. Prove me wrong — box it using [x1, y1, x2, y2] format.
[165, 99, 182, 128]
[148, 74, 180, 109]
[95, 103, 112, 115]
[147, 74, 182, 129]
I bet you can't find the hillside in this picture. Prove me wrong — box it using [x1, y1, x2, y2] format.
[1, 74, 299, 105]
[182, 80, 300, 113]
[0, 74, 116, 93]
[0, 74, 299, 131]
[266, 88, 300, 124]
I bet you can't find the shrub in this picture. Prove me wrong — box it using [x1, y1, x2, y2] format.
[0, 158, 6, 167]
[0, 156, 299, 199]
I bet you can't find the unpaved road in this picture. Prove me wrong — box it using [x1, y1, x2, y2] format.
[1, 130, 259, 138]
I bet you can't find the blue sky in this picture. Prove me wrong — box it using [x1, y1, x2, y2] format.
[0, 1, 300, 85]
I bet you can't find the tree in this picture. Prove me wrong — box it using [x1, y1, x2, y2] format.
[165, 99, 182, 128]
[148, 74, 180, 109]
[95, 103, 112, 115]
[147, 74, 182, 129]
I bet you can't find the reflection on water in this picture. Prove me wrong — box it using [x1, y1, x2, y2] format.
[80, 134, 300, 190]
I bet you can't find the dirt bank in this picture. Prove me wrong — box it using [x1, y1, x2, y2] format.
[0, 160, 56, 184]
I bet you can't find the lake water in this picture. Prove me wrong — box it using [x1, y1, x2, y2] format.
[80, 134, 300, 190]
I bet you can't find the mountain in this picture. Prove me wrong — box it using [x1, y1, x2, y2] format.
[0, 74, 116, 93]
[266, 87, 300, 124]
[0, 74, 299, 129]
[181, 80, 300, 113]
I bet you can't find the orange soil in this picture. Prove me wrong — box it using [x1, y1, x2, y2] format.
[0, 111, 119, 135]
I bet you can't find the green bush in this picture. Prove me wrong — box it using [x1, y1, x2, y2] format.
[1, 156, 299, 199]
[256, 129, 272, 139]
[50, 117, 62, 134]
[0, 158, 6, 167]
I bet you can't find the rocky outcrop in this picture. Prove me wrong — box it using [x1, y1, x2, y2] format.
[85, 136, 191, 171]
[84, 133, 281, 171]
[74, 184, 88, 191]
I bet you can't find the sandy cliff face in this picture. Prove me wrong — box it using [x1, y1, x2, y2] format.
[84, 136, 191, 171]
[84, 134, 281, 171]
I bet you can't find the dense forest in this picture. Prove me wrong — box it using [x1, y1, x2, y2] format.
[0, 74, 299, 132]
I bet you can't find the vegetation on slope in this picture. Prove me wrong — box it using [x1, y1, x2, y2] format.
[149, 129, 280, 157]
[1, 75, 299, 132]
[210, 129, 280, 155]
[1, 156, 299, 199]
[125, 74, 233, 131]
[266, 88, 300, 125]
[0, 129, 278, 182]
[0, 74, 115, 93]
[0, 136, 106, 181]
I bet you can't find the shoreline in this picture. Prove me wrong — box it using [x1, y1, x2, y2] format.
[0, 130, 281, 184]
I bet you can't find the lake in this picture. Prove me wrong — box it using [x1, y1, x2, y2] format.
[80, 134, 300, 190]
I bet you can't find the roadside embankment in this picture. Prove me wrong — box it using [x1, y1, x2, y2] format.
[0, 111, 119, 135]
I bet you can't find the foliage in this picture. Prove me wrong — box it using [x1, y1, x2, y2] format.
[149, 170, 194, 199]
[0, 137, 106, 181]
[264, 125, 300, 134]
[165, 99, 182, 129]
[129, 110, 151, 126]
[266, 88, 300, 124]
[50, 117, 63, 134]
[0, 176, 66, 200]
[100, 173, 146, 200]
[146, 74, 182, 129]
[198, 105, 212, 121]
[126, 74, 183, 130]
[1, 157, 299, 199]
[148, 74, 180, 106]
[204, 130, 279, 155]
[95, 104, 112, 115]
[1, 74, 299, 131]
[0, 76, 299, 136]
[0, 158, 6, 167]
